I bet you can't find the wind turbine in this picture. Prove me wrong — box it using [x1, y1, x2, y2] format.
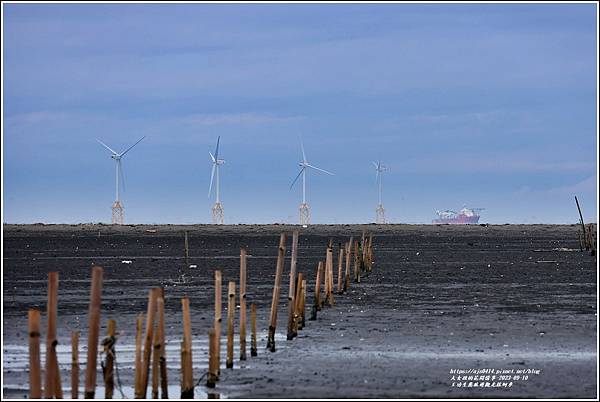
[373, 161, 388, 224]
[96, 136, 145, 224]
[290, 138, 334, 225]
[208, 136, 225, 224]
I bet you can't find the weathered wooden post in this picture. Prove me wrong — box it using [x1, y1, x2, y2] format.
[354, 239, 361, 283]
[226, 281, 236, 368]
[239, 248, 247, 361]
[134, 313, 144, 398]
[181, 297, 194, 398]
[267, 233, 287, 352]
[139, 288, 158, 398]
[344, 238, 353, 292]
[293, 272, 304, 334]
[368, 233, 374, 271]
[575, 196, 588, 250]
[151, 322, 160, 399]
[84, 266, 103, 399]
[103, 319, 116, 399]
[250, 303, 258, 357]
[157, 296, 168, 399]
[287, 230, 299, 340]
[71, 331, 79, 399]
[184, 231, 190, 265]
[44, 272, 60, 398]
[300, 279, 307, 328]
[310, 262, 323, 320]
[207, 328, 218, 388]
[28, 309, 42, 399]
[326, 246, 334, 306]
[337, 244, 344, 294]
[214, 270, 222, 378]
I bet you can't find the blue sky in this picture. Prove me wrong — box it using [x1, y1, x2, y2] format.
[2, 3, 598, 224]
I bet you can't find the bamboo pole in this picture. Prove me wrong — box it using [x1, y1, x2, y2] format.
[71, 331, 79, 399]
[84, 266, 103, 399]
[134, 313, 144, 398]
[326, 246, 334, 306]
[293, 272, 303, 334]
[267, 233, 287, 352]
[181, 297, 194, 398]
[250, 303, 257, 357]
[104, 319, 116, 399]
[575, 196, 588, 250]
[28, 309, 42, 399]
[207, 328, 217, 388]
[157, 296, 168, 399]
[139, 288, 159, 398]
[44, 272, 58, 399]
[214, 270, 222, 378]
[239, 248, 247, 361]
[226, 281, 236, 368]
[310, 261, 323, 320]
[287, 230, 299, 340]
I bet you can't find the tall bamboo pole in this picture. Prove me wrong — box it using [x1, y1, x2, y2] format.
[239, 248, 247, 361]
[28, 309, 42, 399]
[226, 281, 236, 368]
[267, 233, 287, 352]
[287, 230, 299, 340]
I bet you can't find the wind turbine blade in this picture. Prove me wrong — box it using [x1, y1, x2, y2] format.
[214, 136, 220, 161]
[120, 136, 146, 157]
[300, 137, 307, 163]
[208, 163, 216, 197]
[118, 159, 126, 193]
[290, 167, 305, 189]
[306, 163, 334, 175]
[372, 161, 379, 169]
[209, 151, 216, 163]
[96, 139, 118, 155]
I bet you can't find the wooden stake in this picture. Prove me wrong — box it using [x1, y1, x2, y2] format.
[226, 281, 236, 368]
[287, 230, 299, 340]
[344, 238, 352, 292]
[84, 266, 103, 399]
[44, 272, 58, 399]
[181, 297, 194, 398]
[239, 248, 247, 361]
[184, 231, 190, 265]
[71, 331, 79, 399]
[134, 313, 144, 398]
[293, 272, 304, 334]
[214, 270, 222, 377]
[103, 319, 116, 399]
[300, 279, 307, 328]
[575, 196, 588, 250]
[139, 288, 159, 398]
[157, 296, 168, 399]
[151, 318, 160, 399]
[28, 309, 42, 399]
[267, 233, 287, 352]
[250, 303, 257, 357]
[337, 244, 344, 294]
[207, 328, 217, 388]
[354, 239, 361, 283]
[310, 261, 323, 320]
[326, 246, 334, 306]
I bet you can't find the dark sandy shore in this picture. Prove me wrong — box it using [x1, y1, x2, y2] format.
[2, 224, 597, 398]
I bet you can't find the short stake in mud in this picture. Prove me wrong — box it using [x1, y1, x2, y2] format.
[207, 328, 218, 388]
[239, 248, 247, 361]
[226, 281, 236, 368]
[344, 238, 353, 292]
[287, 231, 299, 340]
[71, 331, 79, 399]
[44, 272, 62, 399]
[103, 319, 116, 399]
[140, 288, 159, 398]
[84, 266, 103, 399]
[250, 303, 258, 357]
[157, 296, 168, 399]
[267, 233, 287, 352]
[354, 239, 361, 283]
[214, 270, 222, 378]
[300, 279, 307, 328]
[28, 309, 42, 399]
[181, 297, 194, 399]
[293, 272, 304, 334]
[134, 313, 144, 397]
[326, 246, 335, 306]
[337, 244, 344, 294]
[310, 261, 323, 320]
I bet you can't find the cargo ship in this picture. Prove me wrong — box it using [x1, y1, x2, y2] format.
[432, 207, 484, 224]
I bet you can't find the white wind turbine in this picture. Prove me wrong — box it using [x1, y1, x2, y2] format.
[290, 138, 334, 225]
[373, 160, 388, 224]
[96, 136, 145, 224]
[208, 136, 225, 224]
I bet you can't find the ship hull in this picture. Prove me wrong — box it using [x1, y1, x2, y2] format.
[432, 215, 480, 224]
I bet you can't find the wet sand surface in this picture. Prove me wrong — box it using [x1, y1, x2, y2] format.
[2, 224, 597, 398]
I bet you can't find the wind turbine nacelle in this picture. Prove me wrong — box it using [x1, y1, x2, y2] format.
[216, 159, 225, 165]
[111, 154, 121, 160]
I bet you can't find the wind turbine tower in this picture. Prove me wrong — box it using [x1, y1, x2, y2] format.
[290, 139, 334, 225]
[208, 136, 225, 224]
[373, 161, 388, 224]
[97, 136, 145, 224]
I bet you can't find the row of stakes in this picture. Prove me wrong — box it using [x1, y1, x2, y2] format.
[27, 230, 375, 399]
